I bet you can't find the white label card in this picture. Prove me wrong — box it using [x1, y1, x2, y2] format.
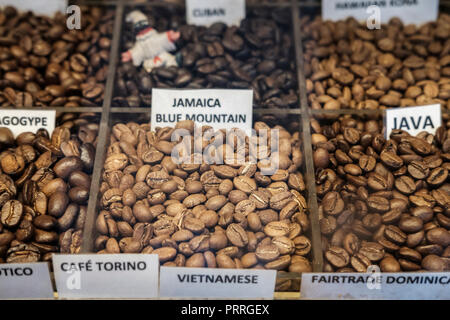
[0, 109, 56, 138]
[52, 254, 159, 299]
[384, 104, 442, 139]
[186, 0, 246, 26]
[0, 263, 53, 299]
[322, 0, 439, 25]
[151, 89, 253, 132]
[0, 0, 68, 16]
[301, 273, 450, 300]
[159, 267, 276, 299]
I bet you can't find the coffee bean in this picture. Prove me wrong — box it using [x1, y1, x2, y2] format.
[249, 191, 269, 209]
[422, 254, 447, 271]
[235, 199, 256, 216]
[6, 243, 40, 263]
[385, 225, 407, 244]
[269, 191, 292, 210]
[216, 254, 236, 269]
[153, 247, 177, 262]
[0, 8, 112, 107]
[395, 176, 416, 195]
[322, 192, 345, 216]
[367, 196, 390, 213]
[398, 216, 423, 233]
[427, 167, 448, 186]
[407, 161, 429, 180]
[183, 194, 207, 208]
[272, 236, 294, 255]
[380, 256, 401, 272]
[206, 195, 227, 211]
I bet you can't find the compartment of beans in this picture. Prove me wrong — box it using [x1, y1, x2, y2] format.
[93, 114, 314, 286]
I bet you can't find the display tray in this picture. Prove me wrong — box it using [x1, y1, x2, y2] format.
[0, 0, 449, 299]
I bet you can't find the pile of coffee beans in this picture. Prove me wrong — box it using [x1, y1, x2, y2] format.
[113, 8, 298, 110]
[301, 14, 450, 111]
[312, 116, 450, 272]
[95, 120, 312, 272]
[0, 114, 98, 263]
[0, 6, 114, 107]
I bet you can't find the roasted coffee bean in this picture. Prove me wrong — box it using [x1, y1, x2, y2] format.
[228, 190, 248, 204]
[256, 243, 280, 262]
[114, 8, 298, 112]
[1, 200, 23, 228]
[226, 224, 248, 248]
[368, 194, 390, 212]
[325, 246, 350, 268]
[47, 192, 69, 218]
[53, 157, 84, 179]
[233, 176, 257, 194]
[408, 161, 429, 180]
[153, 247, 177, 262]
[33, 215, 57, 231]
[385, 225, 407, 244]
[216, 254, 236, 269]
[351, 253, 371, 272]
[422, 255, 447, 272]
[6, 243, 40, 263]
[343, 233, 360, 256]
[320, 216, 337, 235]
[395, 176, 416, 195]
[380, 256, 401, 272]
[289, 258, 312, 273]
[359, 242, 385, 262]
[58, 204, 79, 232]
[293, 236, 311, 256]
[322, 192, 345, 216]
[0, 117, 97, 263]
[272, 236, 294, 255]
[264, 221, 290, 237]
[427, 168, 448, 186]
[303, 15, 449, 113]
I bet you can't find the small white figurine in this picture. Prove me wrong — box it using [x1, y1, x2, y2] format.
[121, 10, 180, 72]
